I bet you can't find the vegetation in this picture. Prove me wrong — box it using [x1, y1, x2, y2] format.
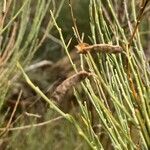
[0, 0, 150, 149]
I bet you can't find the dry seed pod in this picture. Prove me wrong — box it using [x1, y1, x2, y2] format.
[51, 71, 91, 103]
[75, 43, 123, 54]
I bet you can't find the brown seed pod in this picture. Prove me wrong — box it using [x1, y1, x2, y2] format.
[51, 71, 91, 103]
[75, 43, 123, 54]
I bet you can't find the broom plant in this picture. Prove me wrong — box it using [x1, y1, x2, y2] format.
[1, 0, 150, 149]
[0, 0, 64, 109]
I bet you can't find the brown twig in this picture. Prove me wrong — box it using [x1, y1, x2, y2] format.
[69, 0, 82, 43]
[0, 90, 22, 137]
[0, 0, 13, 28]
[127, 0, 149, 107]
[0, 22, 17, 66]
[128, 0, 149, 47]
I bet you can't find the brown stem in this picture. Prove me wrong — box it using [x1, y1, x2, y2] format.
[128, 0, 149, 47]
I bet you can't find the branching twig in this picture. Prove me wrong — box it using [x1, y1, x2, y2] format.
[0, 90, 22, 136]
[127, 0, 149, 105]
[0, 116, 63, 131]
[128, 0, 149, 47]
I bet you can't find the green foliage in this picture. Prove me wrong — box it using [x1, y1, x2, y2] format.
[0, 0, 64, 108]
[0, 0, 150, 149]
